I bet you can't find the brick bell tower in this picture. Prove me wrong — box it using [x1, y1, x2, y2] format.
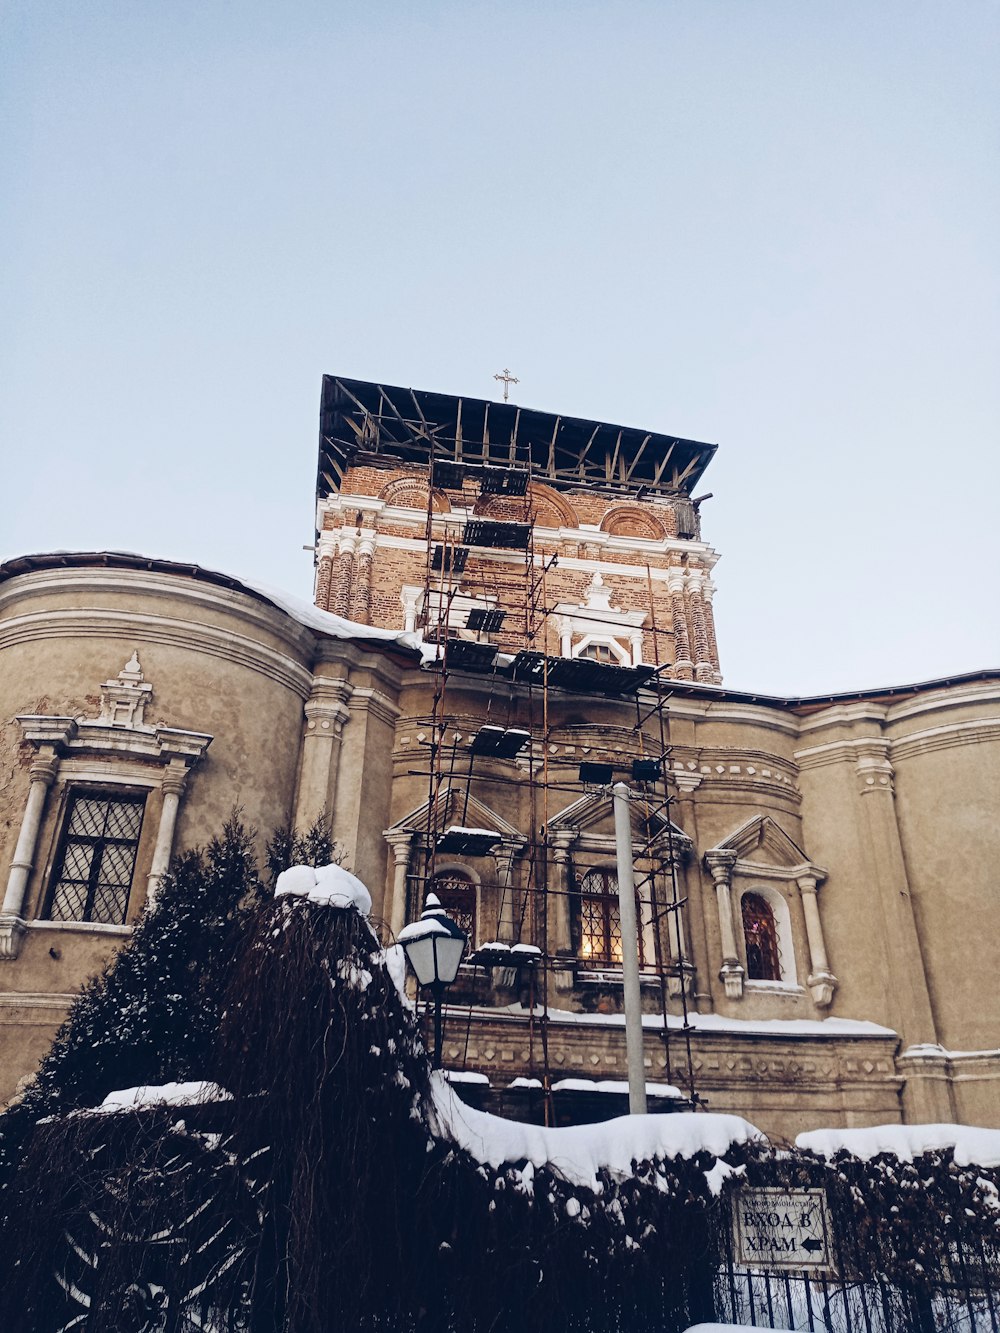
[313, 376, 722, 683]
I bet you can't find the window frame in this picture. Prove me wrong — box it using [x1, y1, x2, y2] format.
[738, 883, 796, 987]
[577, 865, 646, 968]
[44, 788, 148, 927]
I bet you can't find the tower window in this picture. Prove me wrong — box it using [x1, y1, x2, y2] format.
[46, 792, 146, 925]
[741, 892, 781, 982]
[577, 642, 617, 664]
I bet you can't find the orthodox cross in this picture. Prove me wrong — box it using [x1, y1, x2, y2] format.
[493, 368, 519, 402]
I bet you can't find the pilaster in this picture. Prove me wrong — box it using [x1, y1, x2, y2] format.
[705, 847, 743, 999]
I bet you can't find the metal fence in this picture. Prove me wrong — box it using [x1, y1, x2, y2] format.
[712, 1197, 1000, 1333]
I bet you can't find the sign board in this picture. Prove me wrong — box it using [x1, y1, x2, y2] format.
[732, 1186, 836, 1274]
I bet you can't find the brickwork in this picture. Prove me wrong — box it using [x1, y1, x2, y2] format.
[314, 463, 722, 680]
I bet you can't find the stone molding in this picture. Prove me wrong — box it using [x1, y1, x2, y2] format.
[347, 687, 401, 728]
[0, 657, 212, 957]
[0, 606, 314, 699]
[889, 716, 1000, 763]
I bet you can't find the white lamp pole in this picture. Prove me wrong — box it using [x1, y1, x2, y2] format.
[612, 782, 648, 1114]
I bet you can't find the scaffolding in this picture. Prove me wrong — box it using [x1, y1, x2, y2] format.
[322, 378, 710, 1123]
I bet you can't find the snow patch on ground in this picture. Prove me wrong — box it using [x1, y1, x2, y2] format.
[796, 1123, 1000, 1167]
[428, 1071, 765, 1194]
[275, 863, 372, 914]
[684, 1325, 795, 1332]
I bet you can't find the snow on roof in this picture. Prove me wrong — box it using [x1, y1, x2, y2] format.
[275, 863, 372, 914]
[551, 1078, 683, 1099]
[428, 1072, 764, 1195]
[796, 1123, 1000, 1168]
[493, 1002, 895, 1040]
[0, 551, 424, 656]
[240, 573, 423, 653]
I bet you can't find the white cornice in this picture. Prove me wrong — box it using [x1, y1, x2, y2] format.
[662, 697, 801, 737]
[884, 682, 1000, 725]
[795, 703, 890, 735]
[796, 718, 1000, 769]
[889, 717, 1000, 763]
[0, 566, 315, 653]
[0, 607, 314, 699]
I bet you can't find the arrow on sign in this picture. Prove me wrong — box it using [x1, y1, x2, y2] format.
[802, 1238, 824, 1254]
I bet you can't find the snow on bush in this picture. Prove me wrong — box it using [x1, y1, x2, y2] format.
[796, 1122, 1000, 1168]
[94, 1081, 232, 1113]
[429, 1072, 763, 1195]
[275, 862, 372, 913]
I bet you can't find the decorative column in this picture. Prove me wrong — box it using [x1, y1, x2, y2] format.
[330, 535, 356, 618]
[797, 871, 837, 1007]
[294, 678, 353, 832]
[145, 760, 189, 909]
[628, 629, 644, 666]
[350, 536, 376, 625]
[314, 533, 338, 612]
[400, 587, 421, 634]
[701, 575, 723, 683]
[384, 829, 416, 938]
[667, 568, 693, 680]
[686, 568, 715, 684]
[548, 831, 576, 991]
[671, 771, 712, 1012]
[856, 741, 937, 1039]
[494, 839, 525, 942]
[0, 748, 61, 959]
[660, 852, 695, 998]
[854, 738, 950, 1120]
[705, 848, 744, 999]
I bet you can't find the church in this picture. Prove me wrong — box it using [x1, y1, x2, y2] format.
[1, 374, 997, 1139]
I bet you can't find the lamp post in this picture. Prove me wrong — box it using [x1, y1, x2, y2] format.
[398, 893, 468, 1068]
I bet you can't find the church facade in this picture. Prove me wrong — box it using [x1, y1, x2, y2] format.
[0, 377, 997, 1138]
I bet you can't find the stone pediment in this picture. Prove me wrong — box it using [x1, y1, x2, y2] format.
[706, 815, 824, 881]
[386, 786, 523, 844]
[547, 790, 692, 851]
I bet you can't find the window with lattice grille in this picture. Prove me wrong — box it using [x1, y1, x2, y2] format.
[429, 872, 477, 947]
[742, 892, 781, 981]
[578, 868, 644, 967]
[46, 792, 146, 925]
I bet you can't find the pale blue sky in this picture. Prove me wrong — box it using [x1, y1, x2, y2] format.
[2, 1, 997, 694]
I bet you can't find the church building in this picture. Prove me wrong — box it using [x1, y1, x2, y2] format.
[1, 375, 997, 1138]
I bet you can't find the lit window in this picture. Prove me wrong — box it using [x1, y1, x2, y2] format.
[429, 871, 477, 946]
[742, 892, 781, 981]
[578, 868, 644, 966]
[46, 792, 146, 925]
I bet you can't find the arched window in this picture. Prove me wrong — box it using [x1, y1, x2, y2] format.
[741, 892, 781, 981]
[578, 868, 645, 967]
[577, 641, 617, 664]
[429, 871, 477, 946]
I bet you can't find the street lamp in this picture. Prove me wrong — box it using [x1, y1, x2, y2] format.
[398, 894, 468, 1068]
